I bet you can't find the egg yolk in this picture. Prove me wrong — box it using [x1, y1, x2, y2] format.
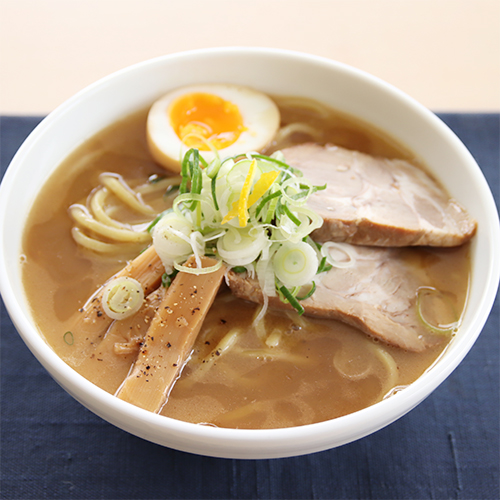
[169, 92, 245, 151]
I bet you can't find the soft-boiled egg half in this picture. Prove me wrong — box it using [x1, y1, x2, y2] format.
[147, 84, 280, 172]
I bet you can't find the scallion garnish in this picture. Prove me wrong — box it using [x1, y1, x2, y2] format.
[161, 269, 179, 288]
[254, 190, 281, 219]
[147, 209, 172, 233]
[231, 266, 247, 273]
[279, 285, 305, 315]
[282, 204, 302, 226]
[164, 184, 180, 197]
[180, 150, 192, 195]
[416, 287, 458, 335]
[317, 256, 333, 274]
[63, 331, 74, 345]
[296, 281, 316, 301]
[151, 148, 328, 318]
[148, 174, 166, 184]
[102, 277, 145, 320]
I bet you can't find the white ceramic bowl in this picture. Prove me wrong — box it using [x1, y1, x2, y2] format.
[1, 47, 499, 459]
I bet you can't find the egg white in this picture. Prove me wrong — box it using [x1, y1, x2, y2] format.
[146, 84, 280, 173]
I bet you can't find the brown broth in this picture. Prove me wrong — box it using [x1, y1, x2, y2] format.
[21, 99, 470, 429]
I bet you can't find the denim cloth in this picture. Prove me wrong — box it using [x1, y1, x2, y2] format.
[1, 114, 498, 500]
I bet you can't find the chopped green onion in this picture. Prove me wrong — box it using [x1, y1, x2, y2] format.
[161, 270, 179, 288]
[164, 184, 180, 197]
[198, 155, 208, 168]
[300, 182, 326, 192]
[254, 190, 281, 219]
[217, 226, 268, 266]
[161, 272, 169, 287]
[183, 149, 203, 211]
[290, 183, 327, 204]
[264, 194, 280, 224]
[273, 242, 318, 287]
[147, 209, 172, 233]
[275, 198, 284, 219]
[211, 175, 219, 211]
[311, 238, 322, 251]
[206, 157, 222, 179]
[296, 281, 316, 300]
[148, 174, 166, 184]
[152, 210, 194, 269]
[250, 153, 293, 171]
[152, 148, 331, 318]
[102, 277, 145, 320]
[173, 256, 223, 275]
[416, 287, 459, 335]
[321, 242, 356, 269]
[317, 256, 333, 274]
[179, 148, 204, 206]
[279, 285, 305, 315]
[63, 331, 74, 345]
[231, 266, 247, 273]
[282, 204, 301, 226]
[180, 150, 192, 194]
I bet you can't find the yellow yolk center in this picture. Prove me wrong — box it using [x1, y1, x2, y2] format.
[170, 92, 245, 151]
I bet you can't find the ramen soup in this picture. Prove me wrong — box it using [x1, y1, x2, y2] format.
[21, 93, 472, 429]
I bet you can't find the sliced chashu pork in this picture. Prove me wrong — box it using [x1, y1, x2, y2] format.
[282, 143, 477, 246]
[227, 245, 449, 352]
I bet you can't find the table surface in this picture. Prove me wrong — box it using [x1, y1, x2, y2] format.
[0, 0, 499, 114]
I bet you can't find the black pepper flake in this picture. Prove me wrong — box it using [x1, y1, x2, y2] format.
[173, 363, 177, 367]
[146, 365, 150, 370]
[167, 342, 172, 348]
[220, 319, 227, 324]
[151, 337, 154, 341]
[97, 311, 103, 317]
[205, 341, 211, 345]
[97, 358, 103, 361]
[78, 308, 84, 313]
[215, 350, 221, 356]
[192, 307, 200, 315]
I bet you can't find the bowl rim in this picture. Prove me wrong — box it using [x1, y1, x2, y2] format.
[1, 46, 499, 459]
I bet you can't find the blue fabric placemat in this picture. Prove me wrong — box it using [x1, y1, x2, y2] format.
[1, 114, 499, 500]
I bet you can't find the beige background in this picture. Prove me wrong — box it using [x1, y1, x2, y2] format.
[0, 0, 499, 115]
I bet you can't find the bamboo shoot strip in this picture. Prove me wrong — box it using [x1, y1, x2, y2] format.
[69, 245, 164, 363]
[116, 256, 226, 413]
[74, 288, 166, 391]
